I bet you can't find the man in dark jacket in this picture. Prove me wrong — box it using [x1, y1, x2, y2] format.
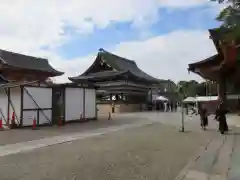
[199, 105, 208, 130]
[215, 103, 229, 134]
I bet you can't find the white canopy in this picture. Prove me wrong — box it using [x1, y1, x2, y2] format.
[183, 97, 196, 103]
[155, 96, 168, 101]
[196, 96, 218, 102]
[183, 96, 219, 103]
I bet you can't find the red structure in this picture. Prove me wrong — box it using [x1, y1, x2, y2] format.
[188, 28, 240, 104]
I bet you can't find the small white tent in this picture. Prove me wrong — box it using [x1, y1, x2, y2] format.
[155, 96, 168, 101]
[183, 97, 196, 103]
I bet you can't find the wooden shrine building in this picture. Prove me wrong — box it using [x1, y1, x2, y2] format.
[188, 28, 240, 105]
[0, 49, 64, 83]
[69, 48, 159, 113]
[0, 49, 65, 127]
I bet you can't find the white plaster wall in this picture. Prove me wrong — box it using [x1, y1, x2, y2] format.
[0, 88, 8, 123]
[22, 87, 52, 126]
[23, 87, 52, 109]
[22, 111, 38, 126]
[85, 88, 96, 119]
[9, 88, 21, 124]
[39, 110, 52, 125]
[65, 88, 84, 121]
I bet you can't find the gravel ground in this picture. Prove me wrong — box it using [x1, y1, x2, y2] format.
[0, 122, 216, 180]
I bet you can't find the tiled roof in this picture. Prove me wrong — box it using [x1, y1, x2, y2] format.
[0, 49, 64, 77]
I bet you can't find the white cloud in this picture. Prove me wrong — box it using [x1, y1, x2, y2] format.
[0, 0, 218, 52]
[112, 30, 217, 82]
[158, 0, 209, 8]
[0, 0, 221, 83]
[39, 30, 217, 84]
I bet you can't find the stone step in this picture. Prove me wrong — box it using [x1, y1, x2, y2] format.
[228, 133, 240, 180]
[191, 136, 225, 173]
[209, 135, 234, 180]
[182, 136, 225, 180]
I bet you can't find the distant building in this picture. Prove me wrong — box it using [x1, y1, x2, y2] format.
[69, 48, 159, 113]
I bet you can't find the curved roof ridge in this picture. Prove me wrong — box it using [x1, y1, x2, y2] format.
[99, 48, 136, 64]
[0, 49, 48, 62]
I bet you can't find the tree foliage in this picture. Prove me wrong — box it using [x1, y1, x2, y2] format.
[177, 80, 219, 99]
[211, 0, 240, 37]
[177, 79, 240, 99]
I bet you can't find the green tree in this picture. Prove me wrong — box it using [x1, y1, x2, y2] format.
[177, 80, 199, 99]
[196, 81, 218, 96]
[211, 0, 240, 37]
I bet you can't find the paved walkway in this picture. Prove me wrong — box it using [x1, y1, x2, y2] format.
[0, 114, 144, 145]
[176, 115, 240, 180]
[0, 118, 214, 180]
[0, 112, 239, 180]
[0, 120, 154, 157]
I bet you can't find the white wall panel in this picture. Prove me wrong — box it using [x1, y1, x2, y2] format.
[23, 87, 52, 109]
[9, 88, 21, 123]
[85, 89, 96, 118]
[0, 89, 8, 123]
[65, 88, 84, 121]
[39, 110, 52, 125]
[22, 111, 37, 126]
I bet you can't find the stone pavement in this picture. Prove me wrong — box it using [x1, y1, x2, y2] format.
[0, 111, 213, 146]
[175, 115, 240, 180]
[0, 114, 144, 145]
[0, 120, 154, 157]
[0, 120, 214, 180]
[0, 112, 239, 180]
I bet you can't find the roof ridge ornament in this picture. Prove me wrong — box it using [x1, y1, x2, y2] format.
[99, 48, 104, 52]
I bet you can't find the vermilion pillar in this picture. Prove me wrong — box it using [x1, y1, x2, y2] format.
[217, 74, 227, 104]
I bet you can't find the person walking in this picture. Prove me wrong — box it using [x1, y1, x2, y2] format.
[215, 103, 229, 134]
[200, 107, 208, 130]
[174, 102, 178, 112]
[170, 102, 173, 112]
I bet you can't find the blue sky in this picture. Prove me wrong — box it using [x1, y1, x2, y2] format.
[0, 1, 223, 82]
[57, 4, 220, 59]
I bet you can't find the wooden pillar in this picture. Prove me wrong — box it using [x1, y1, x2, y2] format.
[217, 74, 227, 104]
[150, 88, 153, 102]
